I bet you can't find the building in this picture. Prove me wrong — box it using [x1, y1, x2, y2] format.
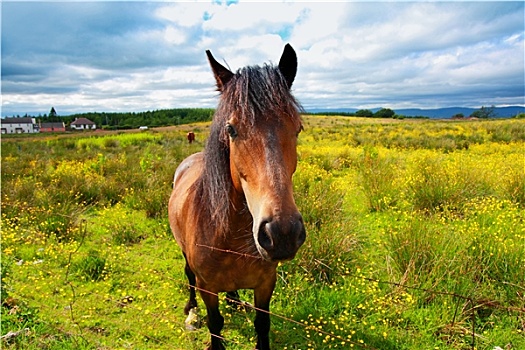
[40, 122, 66, 133]
[1, 117, 39, 134]
[70, 118, 96, 131]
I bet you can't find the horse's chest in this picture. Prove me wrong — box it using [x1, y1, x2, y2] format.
[193, 253, 276, 293]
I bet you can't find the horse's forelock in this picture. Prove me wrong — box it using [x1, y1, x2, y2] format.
[222, 64, 302, 126]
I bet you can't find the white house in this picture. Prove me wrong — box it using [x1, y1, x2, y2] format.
[1, 117, 39, 134]
[70, 118, 96, 130]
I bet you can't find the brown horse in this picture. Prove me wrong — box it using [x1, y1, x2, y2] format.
[168, 44, 305, 350]
[187, 131, 195, 144]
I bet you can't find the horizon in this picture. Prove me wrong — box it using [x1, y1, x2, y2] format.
[3, 105, 524, 119]
[2, 1, 524, 116]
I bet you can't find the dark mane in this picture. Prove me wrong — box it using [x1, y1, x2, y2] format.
[194, 63, 302, 235]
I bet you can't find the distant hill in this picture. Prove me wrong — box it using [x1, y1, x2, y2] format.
[396, 106, 525, 119]
[307, 106, 525, 119]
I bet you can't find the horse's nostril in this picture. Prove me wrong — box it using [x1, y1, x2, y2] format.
[297, 224, 306, 247]
[296, 215, 306, 248]
[256, 216, 305, 261]
[257, 220, 274, 252]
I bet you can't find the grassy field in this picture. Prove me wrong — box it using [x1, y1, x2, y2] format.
[1, 116, 524, 349]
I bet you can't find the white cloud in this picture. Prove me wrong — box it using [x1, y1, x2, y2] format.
[1, 1, 523, 116]
[290, 3, 346, 49]
[202, 2, 303, 32]
[163, 26, 187, 45]
[155, 2, 212, 27]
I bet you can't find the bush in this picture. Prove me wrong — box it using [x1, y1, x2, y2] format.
[358, 147, 400, 212]
[112, 223, 144, 245]
[505, 168, 525, 206]
[385, 216, 449, 285]
[103, 138, 119, 148]
[292, 163, 358, 283]
[73, 250, 108, 282]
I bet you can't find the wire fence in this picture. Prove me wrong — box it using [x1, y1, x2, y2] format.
[3, 218, 524, 350]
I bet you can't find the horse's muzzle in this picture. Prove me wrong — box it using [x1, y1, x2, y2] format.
[257, 213, 306, 261]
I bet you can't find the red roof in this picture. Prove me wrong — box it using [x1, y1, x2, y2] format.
[41, 122, 65, 129]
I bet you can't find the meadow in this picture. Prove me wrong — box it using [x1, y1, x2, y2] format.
[1, 116, 524, 350]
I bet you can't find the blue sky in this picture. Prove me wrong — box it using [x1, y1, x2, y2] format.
[1, 1, 524, 116]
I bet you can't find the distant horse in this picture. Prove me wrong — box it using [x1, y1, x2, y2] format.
[168, 44, 306, 350]
[187, 132, 195, 144]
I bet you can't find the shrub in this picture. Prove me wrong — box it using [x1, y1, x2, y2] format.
[90, 204, 165, 245]
[112, 223, 144, 245]
[461, 198, 525, 296]
[73, 250, 108, 282]
[292, 163, 358, 283]
[407, 152, 500, 213]
[385, 216, 448, 284]
[358, 147, 399, 212]
[504, 168, 525, 206]
[103, 138, 119, 148]
[408, 155, 461, 212]
[38, 212, 74, 241]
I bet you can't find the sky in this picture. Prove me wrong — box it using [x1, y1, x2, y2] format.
[1, 1, 524, 116]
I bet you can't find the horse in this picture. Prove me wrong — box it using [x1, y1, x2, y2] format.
[168, 44, 306, 350]
[187, 131, 195, 144]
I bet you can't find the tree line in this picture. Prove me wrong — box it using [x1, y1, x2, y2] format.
[308, 105, 519, 119]
[18, 108, 215, 130]
[307, 108, 426, 119]
[8, 105, 517, 130]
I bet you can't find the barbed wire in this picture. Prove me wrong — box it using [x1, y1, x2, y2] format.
[194, 243, 262, 260]
[178, 243, 524, 350]
[188, 282, 378, 349]
[3, 222, 523, 350]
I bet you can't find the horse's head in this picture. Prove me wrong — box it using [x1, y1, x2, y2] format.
[206, 44, 306, 262]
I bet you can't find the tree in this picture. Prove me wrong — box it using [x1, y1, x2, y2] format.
[470, 105, 496, 119]
[355, 109, 374, 118]
[374, 108, 395, 119]
[49, 107, 57, 117]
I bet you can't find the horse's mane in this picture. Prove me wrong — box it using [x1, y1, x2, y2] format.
[193, 63, 302, 236]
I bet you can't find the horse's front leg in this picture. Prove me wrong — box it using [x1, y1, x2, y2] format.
[254, 275, 277, 350]
[183, 254, 198, 315]
[200, 289, 225, 350]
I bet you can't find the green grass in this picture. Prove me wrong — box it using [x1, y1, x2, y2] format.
[2, 119, 524, 349]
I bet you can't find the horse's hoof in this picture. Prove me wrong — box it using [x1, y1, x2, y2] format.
[185, 307, 202, 331]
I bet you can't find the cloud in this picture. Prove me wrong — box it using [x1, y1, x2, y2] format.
[290, 2, 524, 109]
[1, 1, 524, 116]
[155, 2, 212, 27]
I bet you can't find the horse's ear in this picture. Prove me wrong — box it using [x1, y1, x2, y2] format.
[278, 43, 297, 89]
[206, 50, 234, 91]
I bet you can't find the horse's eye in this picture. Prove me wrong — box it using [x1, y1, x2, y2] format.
[296, 125, 304, 137]
[226, 123, 238, 139]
